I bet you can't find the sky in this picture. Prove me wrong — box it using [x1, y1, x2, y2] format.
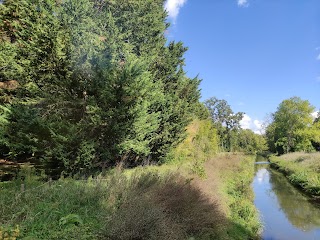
[164, 0, 320, 133]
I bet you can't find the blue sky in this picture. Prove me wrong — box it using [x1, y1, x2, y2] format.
[164, 0, 320, 133]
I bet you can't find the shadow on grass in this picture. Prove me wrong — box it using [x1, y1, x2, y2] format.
[0, 170, 259, 240]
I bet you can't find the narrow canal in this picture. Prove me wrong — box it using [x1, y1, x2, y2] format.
[253, 155, 320, 240]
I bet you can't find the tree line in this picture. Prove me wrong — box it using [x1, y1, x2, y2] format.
[0, 0, 205, 176]
[0, 0, 270, 177]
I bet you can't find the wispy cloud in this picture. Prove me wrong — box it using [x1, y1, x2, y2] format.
[317, 54, 320, 60]
[237, 0, 249, 7]
[164, 0, 187, 22]
[240, 114, 264, 134]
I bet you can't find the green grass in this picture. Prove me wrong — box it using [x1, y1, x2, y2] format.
[270, 152, 320, 196]
[218, 154, 261, 239]
[0, 167, 226, 240]
[0, 120, 261, 239]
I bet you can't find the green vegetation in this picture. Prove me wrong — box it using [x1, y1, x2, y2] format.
[218, 154, 261, 239]
[0, 0, 201, 175]
[265, 97, 320, 197]
[205, 97, 267, 154]
[0, 0, 268, 239]
[0, 168, 222, 240]
[0, 120, 261, 240]
[266, 97, 320, 154]
[270, 152, 320, 196]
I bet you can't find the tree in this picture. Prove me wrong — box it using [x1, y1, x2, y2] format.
[0, 0, 201, 175]
[204, 97, 243, 151]
[266, 97, 315, 154]
[237, 129, 268, 154]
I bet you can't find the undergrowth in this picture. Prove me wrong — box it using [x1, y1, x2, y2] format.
[0, 120, 261, 240]
[0, 167, 223, 240]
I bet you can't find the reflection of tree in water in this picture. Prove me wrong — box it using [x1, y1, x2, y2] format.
[270, 170, 320, 231]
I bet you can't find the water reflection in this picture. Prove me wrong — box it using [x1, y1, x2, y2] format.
[253, 158, 320, 240]
[270, 170, 320, 231]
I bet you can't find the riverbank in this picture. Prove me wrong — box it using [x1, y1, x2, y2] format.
[0, 119, 260, 239]
[0, 153, 260, 240]
[269, 152, 320, 196]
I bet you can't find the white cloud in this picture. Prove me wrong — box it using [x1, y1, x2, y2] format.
[254, 120, 262, 129]
[240, 114, 264, 134]
[240, 114, 252, 130]
[164, 0, 187, 22]
[317, 54, 320, 60]
[237, 0, 249, 7]
[312, 111, 319, 119]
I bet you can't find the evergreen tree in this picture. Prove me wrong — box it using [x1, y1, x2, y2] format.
[0, 0, 201, 175]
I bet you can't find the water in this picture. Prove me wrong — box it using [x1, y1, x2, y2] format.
[253, 155, 320, 240]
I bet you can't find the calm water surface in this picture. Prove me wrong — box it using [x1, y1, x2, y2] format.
[253, 156, 320, 240]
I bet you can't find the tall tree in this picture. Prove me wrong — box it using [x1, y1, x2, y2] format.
[266, 97, 315, 154]
[0, 0, 201, 175]
[205, 97, 243, 151]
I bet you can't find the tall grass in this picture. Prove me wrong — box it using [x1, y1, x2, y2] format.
[217, 154, 261, 239]
[0, 167, 224, 240]
[270, 152, 320, 196]
[0, 119, 261, 239]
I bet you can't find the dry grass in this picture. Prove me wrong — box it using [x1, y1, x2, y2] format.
[102, 170, 225, 240]
[275, 152, 320, 172]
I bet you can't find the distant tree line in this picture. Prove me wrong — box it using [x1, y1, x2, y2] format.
[205, 97, 267, 154]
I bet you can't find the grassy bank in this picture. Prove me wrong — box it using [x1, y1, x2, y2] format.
[0, 155, 260, 240]
[270, 152, 320, 196]
[213, 154, 261, 239]
[0, 120, 261, 239]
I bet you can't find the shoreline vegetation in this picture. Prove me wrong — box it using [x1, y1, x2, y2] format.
[269, 152, 320, 197]
[0, 1, 319, 239]
[0, 154, 261, 240]
[0, 120, 261, 240]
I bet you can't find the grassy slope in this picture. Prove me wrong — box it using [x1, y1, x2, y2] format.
[0, 120, 261, 240]
[209, 154, 261, 239]
[270, 152, 320, 196]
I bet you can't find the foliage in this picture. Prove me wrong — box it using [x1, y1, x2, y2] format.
[266, 97, 316, 154]
[165, 119, 219, 166]
[204, 97, 266, 153]
[236, 129, 268, 154]
[205, 97, 244, 151]
[0, 0, 201, 175]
